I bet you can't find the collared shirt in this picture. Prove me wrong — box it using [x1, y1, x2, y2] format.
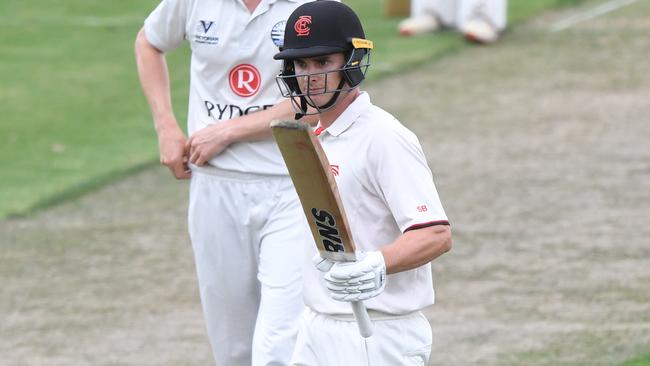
[304, 92, 450, 315]
[145, 0, 310, 174]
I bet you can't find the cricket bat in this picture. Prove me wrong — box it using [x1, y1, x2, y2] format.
[271, 120, 374, 338]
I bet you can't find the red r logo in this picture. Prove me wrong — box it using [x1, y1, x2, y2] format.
[229, 64, 261, 97]
[294, 16, 311, 37]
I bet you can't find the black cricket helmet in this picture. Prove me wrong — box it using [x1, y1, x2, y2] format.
[274, 0, 373, 117]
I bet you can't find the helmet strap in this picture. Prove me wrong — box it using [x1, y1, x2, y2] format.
[294, 96, 307, 120]
[290, 75, 348, 118]
[306, 78, 346, 112]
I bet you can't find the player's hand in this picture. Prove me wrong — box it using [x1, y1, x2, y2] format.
[324, 251, 387, 302]
[158, 125, 191, 180]
[312, 253, 335, 272]
[187, 123, 233, 166]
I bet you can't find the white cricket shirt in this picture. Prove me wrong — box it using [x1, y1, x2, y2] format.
[304, 92, 450, 315]
[145, 0, 311, 174]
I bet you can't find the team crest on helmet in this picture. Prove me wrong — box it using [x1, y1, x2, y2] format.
[294, 15, 311, 36]
[271, 20, 286, 47]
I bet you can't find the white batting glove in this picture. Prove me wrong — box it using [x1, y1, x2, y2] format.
[324, 251, 387, 302]
[312, 252, 335, 272]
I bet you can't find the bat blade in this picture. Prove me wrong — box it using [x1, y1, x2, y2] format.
[271, 119, 374, 338]
[271, 120, 357, 262]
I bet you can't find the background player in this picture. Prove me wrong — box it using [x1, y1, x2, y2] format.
[134, 0, 322, 365]
[399, 0, 508, 44]
[273, 1, 453, 364]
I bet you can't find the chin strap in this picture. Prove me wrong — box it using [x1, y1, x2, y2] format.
[295, 79, 347, 120]
[317, 79, 346, 111]
[294, 96, 308, 120]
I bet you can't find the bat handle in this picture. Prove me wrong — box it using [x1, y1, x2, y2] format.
[351, 301, 373, 338]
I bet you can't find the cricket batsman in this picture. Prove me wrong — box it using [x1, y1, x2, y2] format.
[273, 1, 453, 364]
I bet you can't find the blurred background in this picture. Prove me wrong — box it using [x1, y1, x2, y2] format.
[1, 0, 648, 365]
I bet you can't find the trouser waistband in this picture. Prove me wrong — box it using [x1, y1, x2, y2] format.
[309, 307, 421, 322]
[190, 164, 288, 181]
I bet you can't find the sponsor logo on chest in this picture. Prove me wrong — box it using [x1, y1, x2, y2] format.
[229, 64, 261, 97]
[204, 100, 273, 120]
[195, 20, 219, 45]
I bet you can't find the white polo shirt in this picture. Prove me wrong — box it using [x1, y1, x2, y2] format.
[304, 92, 450, 315]
[145, 0, 311, 175]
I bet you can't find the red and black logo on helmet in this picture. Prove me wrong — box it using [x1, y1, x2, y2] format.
[294, 15, 312, 37]
[275, 1, 369, 60]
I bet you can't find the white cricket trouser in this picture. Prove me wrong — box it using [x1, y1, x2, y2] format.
[411, 0, 508, 30]
[188, 166, 307, 366]
[291, 308, 432, 366]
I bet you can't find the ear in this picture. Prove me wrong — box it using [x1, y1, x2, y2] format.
[281, 60, 301, 94]
[342, 49, 367, 87]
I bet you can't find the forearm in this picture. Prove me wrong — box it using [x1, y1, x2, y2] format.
[135, 27, 190, 178]
[217, 99, 315, 143]
[186, 98, 319, 165]
[321, 224, 451, 303]
[134, 28, 179, 135]
[380, 224, 452, 274]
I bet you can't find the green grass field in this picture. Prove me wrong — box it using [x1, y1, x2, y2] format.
[0, 0, 178, 217]
[0, 0, 586, 219]
[620, 355, 650, 366]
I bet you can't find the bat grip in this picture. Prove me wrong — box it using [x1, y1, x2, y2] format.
[351, 301, 373, 338]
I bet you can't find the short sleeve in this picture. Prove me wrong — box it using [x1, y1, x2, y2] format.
[368, 121, 449, 232]
[143, 0, 189, 52]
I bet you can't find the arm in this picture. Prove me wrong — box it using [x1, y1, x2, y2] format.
[134, 27, 191, 179]
[381, 224, 452, 274]
[187, 99, 318, 166]
[323, 225, 451, 302]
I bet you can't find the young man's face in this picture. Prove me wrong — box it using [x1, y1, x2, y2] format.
[292, 53, 346, 106]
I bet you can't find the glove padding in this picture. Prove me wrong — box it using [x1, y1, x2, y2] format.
[323, 251, 387, 302]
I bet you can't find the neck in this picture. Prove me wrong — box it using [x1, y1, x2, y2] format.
[319, 89, 360, 128]
[243, 0, 261, 12]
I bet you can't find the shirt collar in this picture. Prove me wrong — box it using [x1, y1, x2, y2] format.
[266, 0, 298, 5]
[318, 92, 371, 137]
[253, 0, 297, 17]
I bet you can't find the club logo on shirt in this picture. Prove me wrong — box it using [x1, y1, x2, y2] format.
[271, 20, 286, 47]
[294, 15, 311, 37]
[330, 164, 339, 176]
[195, 20, 219, 45]
[229, 64, 261, 97]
